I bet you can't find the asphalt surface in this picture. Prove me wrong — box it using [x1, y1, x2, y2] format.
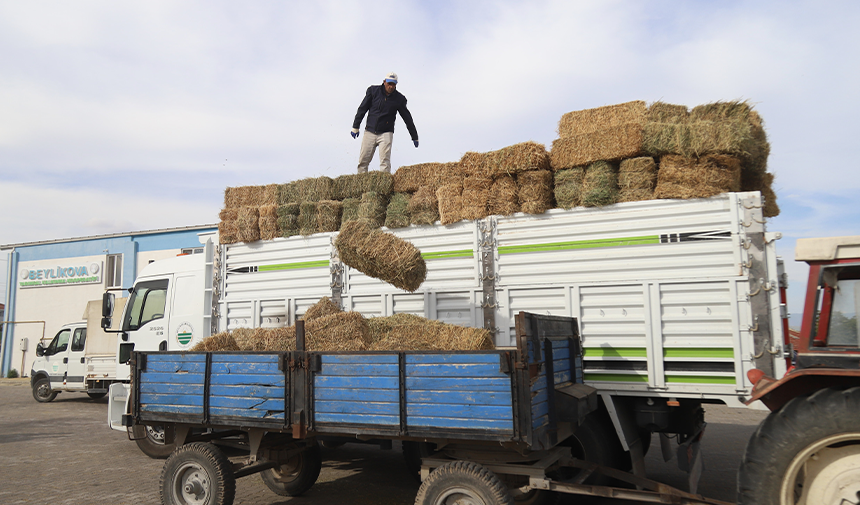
[0, 378, 768, 504]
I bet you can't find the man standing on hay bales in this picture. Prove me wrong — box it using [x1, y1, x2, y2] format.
[351, 71, 419, 174]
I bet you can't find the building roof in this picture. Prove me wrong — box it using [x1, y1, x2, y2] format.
[1, 224, 218, 250]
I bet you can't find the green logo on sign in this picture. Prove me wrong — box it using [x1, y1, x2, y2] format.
[176, 323, 194, 347]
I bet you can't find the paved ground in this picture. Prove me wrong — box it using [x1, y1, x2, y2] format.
[0, 378, 768, 504]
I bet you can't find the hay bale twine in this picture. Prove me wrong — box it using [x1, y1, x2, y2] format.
[581, 161, 618, 207]
[299, 201, 318, 236]
[741, 171, 779, 217]
[341, 198, 361, 225]
[654, 154, 741, 200]
[368, 313, 495, 351]
[550, 124, 644, 170]
[335, 220, 426, 292]
[488, 175, 519, 216]
[517, 170, 553, 214]
[385, 192, 412, 229]
[408, 186, 440, 225]
[317, 200, 343, 233]
[258, 204, 279, 240]
[557, 101, 647, 138]
[554, 167, 585, 209]
[303, 296, 342, 321]
[436, 183, 465, 225]
[618, 157, 657, 203]
[358, 191, 389, 228]
[237, 206, 261, 243]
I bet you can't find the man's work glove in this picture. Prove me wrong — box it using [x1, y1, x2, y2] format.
[413, 140, 419, 148]
[351, 129, 359, 139]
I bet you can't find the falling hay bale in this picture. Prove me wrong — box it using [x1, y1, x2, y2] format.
[237, 206, 261, 243]
[341, 198, 360, 225]
[367, 313, 494, 351]
[618, 157, 657, 203]
[303, 296, 342, 321]
[394, 162, 462, 193]
[517, 170, 553, 214]
[259, 204, 279, 240]
[299, 201, 318, 236]
[335, 220, 426, 292]
[557, 100, 647, 138]
[554, 167, 585, 209]
[277, 203, 300, 237]
[317, 200, 343, 232]
[191, 332, 241, 352]
[742, 171, 780, 217]
[462, 175, 492, 220]
[334, 172, 394, 200]
[550, 124, 644, 170]
[358, 191, 389, 228]
[408, 186, 440, 225]
[581, 161, 619, 207]
[647, 102, 689, 124]
[654, 154, 741, 200]
[488, 175, 519, 216]
[437, 183, 465, 225]
[385, 192, 412, 229]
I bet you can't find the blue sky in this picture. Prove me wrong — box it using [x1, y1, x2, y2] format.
[1, 1, 859, 326]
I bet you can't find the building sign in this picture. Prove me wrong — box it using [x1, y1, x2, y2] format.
[19, 263, 102, 288]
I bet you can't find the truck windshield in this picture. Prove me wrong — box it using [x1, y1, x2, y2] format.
[123, 279, 169, 331]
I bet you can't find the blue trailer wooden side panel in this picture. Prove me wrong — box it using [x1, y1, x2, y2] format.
[208, 354, 286, 422]
[530, 338, 575, 431]
[314, 354, 400, 426]
[139, 354, 206, 416]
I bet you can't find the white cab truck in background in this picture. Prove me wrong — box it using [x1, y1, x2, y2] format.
[30, 299, 127, 402]
[106, 191, 785, 489]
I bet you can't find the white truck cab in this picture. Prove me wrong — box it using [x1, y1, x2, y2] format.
[30, 321, 112, 402]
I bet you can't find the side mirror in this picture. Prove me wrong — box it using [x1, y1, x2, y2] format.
[102, 292, 115, 318]
[35, 343, 45, 357]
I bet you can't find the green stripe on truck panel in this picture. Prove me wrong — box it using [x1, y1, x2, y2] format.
[665, 375, 736, 384]
[258, 260, 329, 271]
[663, 348, 734, 359]
[498, 235, 659, 255]
[584, 373, 648, 383]
[583, 347, 647, 358]
[421, 249, 474, 260]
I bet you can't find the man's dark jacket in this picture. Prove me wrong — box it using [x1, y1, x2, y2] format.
[353, 84, 418, 140]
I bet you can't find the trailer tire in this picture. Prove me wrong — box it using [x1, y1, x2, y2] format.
[87, 392, 107, 400]
[160, 442, 235, 505]
[260, 441, 322, 497]
[135, 424, 176, 459]
[562, 412, 624, 485]
[416, 461, 514, 505]
[32, 378, 57, 403]
[738, 387, 860, 505]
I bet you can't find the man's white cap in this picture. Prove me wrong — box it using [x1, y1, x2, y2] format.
[384, 72, 398, 83]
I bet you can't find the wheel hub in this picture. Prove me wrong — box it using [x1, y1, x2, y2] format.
[436, 487, 486, 505]
[146, 425, 166, 443]
[174, 463, 210, 505]
[782, 433, 860, 505]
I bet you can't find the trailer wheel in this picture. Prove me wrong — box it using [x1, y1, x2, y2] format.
[561, 411, 624, 485]
[738, 387, 860, 505]
[135, 424, 176, 459]
[416, 461, 513, 505]
[32, 378, 57, 403]
[160, 442, 235, 505]
[260, 441, 322, 497]
[87, 392, 107, 400]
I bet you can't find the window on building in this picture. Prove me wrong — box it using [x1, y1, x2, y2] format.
[181, 247, 205, 255]
[106, 254, 123, 288]
[71, 328, 87, 352]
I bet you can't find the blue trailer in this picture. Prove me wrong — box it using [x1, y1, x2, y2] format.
[127, 312, 729, 505]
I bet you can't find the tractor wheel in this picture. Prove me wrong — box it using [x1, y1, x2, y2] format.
[738, 387, 860, 505]
[160, 442, 235, 505]
[416, 461, 513, 505]
[260, 441, 322, 497]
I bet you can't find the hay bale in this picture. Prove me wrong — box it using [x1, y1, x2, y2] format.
[462, 175, 492, 220]
[299, 201, 318, 236]
[218, 220, 239, 244]
[358, 191, 388, 228]
[647, 102, 689, 123]
[517, 170, 553, 214]
[277, 183, 296, 205]
[219, 208, 238, 222]
[341, 198, 361, 225]
[335, 220, 427, 292]
[436, 183, 465, 225]
[385, 192, 411, 229]
[368, 313, 494, 351]
[394, 162, 462, 193]
[239, 327, 295, 352]
[277, 203, 300, 237]
[408, 186, 440, 225]
[742, 171, 779, 217]
[289, 177, 335, 202]
[618, 157, 657, 203]
[557, 101, 647, 138]
[488, 175, 519, 216]
[460, 142, 550, 178]
[643, 119, 754, 158]
[224, 185, 262, 209]
[317, 200, 343, 233]
[237, 206, 261, 243]
[261, 184, 279, 206]
[581, 161, 618, 207]
[303, 296, 342, 321]
[259, 204, 279, 240]
[554, 167, 585, 209]
[335, 172, 394, 200]
[550, 124, 644, 170]
[306, 312, 371, 351]
[654, 154, 741, 200]
[191, 331, 241, 351]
